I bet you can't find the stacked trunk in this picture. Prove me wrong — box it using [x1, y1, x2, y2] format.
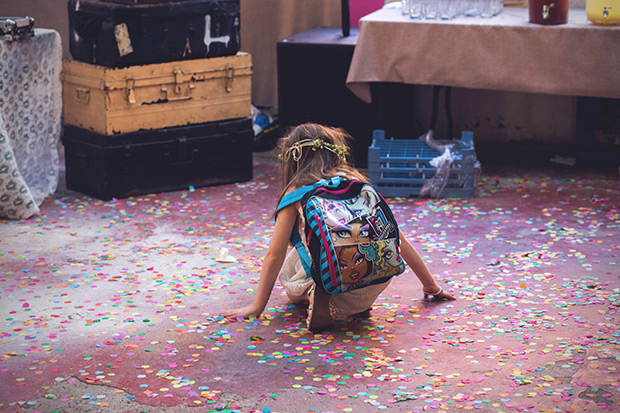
[61, 0, 253, 200]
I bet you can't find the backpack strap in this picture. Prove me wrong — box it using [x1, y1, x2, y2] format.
[275, 176, 345, 279]
[289, 224, 313, 278]
[276, 184, 316, 212]
[275, 176, 344, 215]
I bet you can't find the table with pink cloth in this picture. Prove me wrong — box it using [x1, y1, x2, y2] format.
[0, 29, 62, 220]
[346, 8, 620, 103]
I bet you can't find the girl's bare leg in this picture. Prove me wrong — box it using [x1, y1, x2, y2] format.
[306, 285, 334, 331]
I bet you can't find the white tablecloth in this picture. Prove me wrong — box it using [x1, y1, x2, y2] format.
[347, 8, 620, 103]
[0, 29, 62, 220]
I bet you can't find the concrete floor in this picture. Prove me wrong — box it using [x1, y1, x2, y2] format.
[1, 150, 619, 413]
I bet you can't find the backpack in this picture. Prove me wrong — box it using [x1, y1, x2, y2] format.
[276, 177, 405, 294]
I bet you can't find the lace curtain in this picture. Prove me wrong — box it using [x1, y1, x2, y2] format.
[0, 29, 62, 220]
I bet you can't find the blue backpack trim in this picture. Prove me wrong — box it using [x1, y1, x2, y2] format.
[276, 177, 345, 280]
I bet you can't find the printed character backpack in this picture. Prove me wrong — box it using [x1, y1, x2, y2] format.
[276, 177, 405, 294]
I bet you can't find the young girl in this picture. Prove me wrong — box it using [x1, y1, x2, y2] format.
[221, 123, 455, 330]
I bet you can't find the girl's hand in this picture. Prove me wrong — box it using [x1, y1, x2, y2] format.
[423, 286, 456, 301]
[219, 203, 297, 322]
[220, 305, 262, 320]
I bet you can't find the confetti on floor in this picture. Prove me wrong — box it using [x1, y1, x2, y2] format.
[1, 161, 618, 412]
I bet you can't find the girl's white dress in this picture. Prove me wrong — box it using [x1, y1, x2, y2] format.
[278, 249, 391, 320]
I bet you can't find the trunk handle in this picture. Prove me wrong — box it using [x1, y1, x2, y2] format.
[126, 78, 136, 104]
[174, 70, 184, 94]
[160, 85, 193, 102]
[75, 87, 90, 103]
[225, 66, 234, 93]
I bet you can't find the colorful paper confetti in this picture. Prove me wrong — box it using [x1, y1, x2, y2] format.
[0, 163, 618, 412]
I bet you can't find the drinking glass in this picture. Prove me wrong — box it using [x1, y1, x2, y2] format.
[409, 0, 425, 19]
[401, 0, 411, 15]
[462, 0, 479, 16]
[440, 0, 460, 20]
[491, 0, 503, 16]
[425, 0, 439, 19]
[480, 0, 493, 17]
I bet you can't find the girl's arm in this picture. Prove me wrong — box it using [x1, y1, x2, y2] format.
[399, 229, 456, 300]
[220, 203, 299, 318]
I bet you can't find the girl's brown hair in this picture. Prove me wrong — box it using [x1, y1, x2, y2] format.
[275, 123, 367, 212]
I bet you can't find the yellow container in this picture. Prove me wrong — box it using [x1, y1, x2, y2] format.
[587, 0, 620, 25]
[61, 53, 252, 135]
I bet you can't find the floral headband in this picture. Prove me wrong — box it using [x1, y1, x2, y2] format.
[279, 139, 349, 163]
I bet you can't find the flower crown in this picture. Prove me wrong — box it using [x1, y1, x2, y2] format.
[279, 139, 349, 163]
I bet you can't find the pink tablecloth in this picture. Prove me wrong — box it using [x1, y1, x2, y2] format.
[346, 8, 620, 103]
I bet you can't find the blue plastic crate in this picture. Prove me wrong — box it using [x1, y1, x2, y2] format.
[368, 130, 477, 198]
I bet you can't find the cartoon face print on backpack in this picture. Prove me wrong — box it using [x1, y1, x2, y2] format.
[320, 199, 354, 228]
[343, 186, 381, 217]
[337, 245, 373, 286]
[330, 217, 371, 246]
[373, 239, 403, 275]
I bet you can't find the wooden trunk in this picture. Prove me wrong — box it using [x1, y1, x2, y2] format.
[61, 52, 252, 135]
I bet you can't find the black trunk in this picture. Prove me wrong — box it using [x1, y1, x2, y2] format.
[68, 0, 240, 67]
[62, 117, 253, 200]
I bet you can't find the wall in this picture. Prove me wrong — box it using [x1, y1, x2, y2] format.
[239, 0, 341, 106]
[0, 0, 341, 106]
[1, 0, 69, 55]
[1, 0, 589, 144]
